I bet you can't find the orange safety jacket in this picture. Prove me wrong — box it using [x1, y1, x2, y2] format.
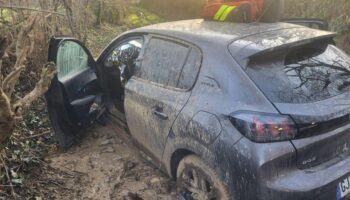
[202, 0, 264, 22]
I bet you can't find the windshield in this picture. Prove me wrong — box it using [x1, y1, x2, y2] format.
[246, 44, 350, 103]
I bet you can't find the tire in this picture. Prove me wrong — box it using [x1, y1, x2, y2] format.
[176, 155, 231, 200]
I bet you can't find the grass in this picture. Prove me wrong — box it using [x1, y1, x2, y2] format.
[85, 23, 128, 57]
[124, 6, 165, 28]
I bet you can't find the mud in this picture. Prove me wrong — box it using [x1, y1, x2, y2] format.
[42, 124, 176, 200]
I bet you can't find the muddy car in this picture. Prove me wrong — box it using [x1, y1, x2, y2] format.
[46, 19, 350, 200]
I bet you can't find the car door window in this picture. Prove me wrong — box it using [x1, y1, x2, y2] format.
[138, 38, 190, 87]
[177, 48, 202, 89]
[56, 41, 89, 81]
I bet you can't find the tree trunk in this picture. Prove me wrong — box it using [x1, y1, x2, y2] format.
[0, 36, 14, 149]
[95, 0, 104, 26]
[0, 89, 14, 149]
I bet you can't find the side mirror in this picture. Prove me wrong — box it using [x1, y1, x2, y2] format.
[281, 18, 329, 31]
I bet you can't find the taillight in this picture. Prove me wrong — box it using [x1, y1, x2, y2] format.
[229, 111, 297, 142]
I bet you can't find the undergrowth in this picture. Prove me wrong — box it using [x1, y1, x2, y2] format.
[0, 4, 164, 199]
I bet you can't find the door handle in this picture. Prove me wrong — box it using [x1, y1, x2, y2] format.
[152, 109, 168, 120]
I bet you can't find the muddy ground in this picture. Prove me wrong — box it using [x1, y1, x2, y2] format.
[24, 123, 176, 200]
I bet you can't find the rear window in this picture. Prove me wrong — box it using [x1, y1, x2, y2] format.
[247, 44, 350, 103]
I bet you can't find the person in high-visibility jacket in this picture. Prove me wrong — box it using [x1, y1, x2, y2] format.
[202, 0, 284, 23]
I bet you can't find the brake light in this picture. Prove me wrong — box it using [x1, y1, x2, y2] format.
[229, 112, 297, 142]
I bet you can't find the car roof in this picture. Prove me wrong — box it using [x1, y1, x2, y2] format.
[130, 19, 336, 62]
[131, 19, 322, 44]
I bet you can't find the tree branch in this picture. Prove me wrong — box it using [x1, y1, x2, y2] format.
[2, 15, 38, 98]
[0, 5, 65, 16]
[13, 62, 56, 116]
[0, 36, 8, 84]
[61, 0, 76, 36]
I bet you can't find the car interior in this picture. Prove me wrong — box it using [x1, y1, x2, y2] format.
[101, 38, 144, 112]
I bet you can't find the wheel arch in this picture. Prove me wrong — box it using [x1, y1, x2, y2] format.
[163, 136, 218, 179]
[170, 148, 195, 178]
[163, 133, 239, 199]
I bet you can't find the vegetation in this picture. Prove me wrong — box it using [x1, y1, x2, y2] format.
[141, 0, 206, 20]
[285, 0, 350, 53]
[0, 0, 163, 198]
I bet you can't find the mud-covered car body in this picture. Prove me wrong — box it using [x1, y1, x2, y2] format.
[46, 19, 350, 200]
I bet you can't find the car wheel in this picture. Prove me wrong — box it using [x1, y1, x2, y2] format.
[176, 155, 231, 200]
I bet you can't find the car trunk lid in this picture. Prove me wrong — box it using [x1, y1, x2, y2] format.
[249, 44, 350, 169]
[230, 28, 350, 169]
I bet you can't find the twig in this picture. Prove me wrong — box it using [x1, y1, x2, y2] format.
[17, 130, 52, 141]
[0, 155, 15, 199]
[0, 190, 9, 197]
[0, 5, 65, 16]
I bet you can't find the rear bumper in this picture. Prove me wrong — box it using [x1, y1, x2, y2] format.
[231, 137, 350, 200]
[259, 154, 350, 200]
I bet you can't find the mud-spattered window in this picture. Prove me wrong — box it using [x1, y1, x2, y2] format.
[139, 38, 189, 87]
[177, 48, 202, 90]
[139, 37, 201, 89]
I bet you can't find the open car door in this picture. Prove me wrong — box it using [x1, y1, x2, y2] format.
[46, 37, 105, 148]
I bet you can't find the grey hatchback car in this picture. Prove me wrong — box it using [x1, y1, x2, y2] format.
[46, 19, 350, 200]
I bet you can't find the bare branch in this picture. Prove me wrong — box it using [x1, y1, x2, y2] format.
[61, 0, 76, 36]
[13, 62, 56, 116]
[28, 33, 35, 55]
[0, 36, 8, 83]
[2, 65, 25, 96]
[2, 15, 39, 98]
[0, 5, 65, 16]
[0, 36, 6, 57]
[0, 155, 15, 198]
[0, 0, 63, 152]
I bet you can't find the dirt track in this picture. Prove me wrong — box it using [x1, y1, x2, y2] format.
[37, 123, 176, 200]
